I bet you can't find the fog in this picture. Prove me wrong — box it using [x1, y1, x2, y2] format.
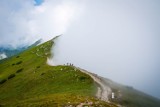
[0, 0, 83, 48]
[49, 0, 160, 99]
[0, 0, 160, 98]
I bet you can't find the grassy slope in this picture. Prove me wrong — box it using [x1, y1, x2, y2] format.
[0, 39, 117, 107]
[103, 78, 160, 107]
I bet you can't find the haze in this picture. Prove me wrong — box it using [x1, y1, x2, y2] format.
[0, 0, 160, 99]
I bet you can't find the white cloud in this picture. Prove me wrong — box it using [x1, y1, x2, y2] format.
[0, 53, 7, 60]
[50, 0, 160, 98]
[0, 0, 83, 47]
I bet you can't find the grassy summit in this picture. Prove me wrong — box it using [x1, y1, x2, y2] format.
[0, 38, 117, 107]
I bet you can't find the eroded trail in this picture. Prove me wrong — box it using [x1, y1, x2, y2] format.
[77, 67, 112, 102]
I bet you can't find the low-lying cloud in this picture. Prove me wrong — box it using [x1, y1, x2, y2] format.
[50, 0, 160, 99]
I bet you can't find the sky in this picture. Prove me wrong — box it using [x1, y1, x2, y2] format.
[0, 0, 160, 99]
[34, 0, 44, 6]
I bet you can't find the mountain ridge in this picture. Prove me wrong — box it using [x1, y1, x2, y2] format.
[0, 37, 159, 107]
[0, 37, 117, 107]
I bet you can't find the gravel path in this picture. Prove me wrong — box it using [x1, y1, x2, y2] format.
[77, 67, 112, 102]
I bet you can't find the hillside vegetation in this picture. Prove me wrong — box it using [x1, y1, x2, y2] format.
[103, 78, 160, 107]
[0, 38, 117, 107]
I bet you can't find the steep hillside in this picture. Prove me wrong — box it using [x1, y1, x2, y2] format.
[77, 68, 160, 107]
[103, 77, 160, 107]
[0, 38, 117, 107]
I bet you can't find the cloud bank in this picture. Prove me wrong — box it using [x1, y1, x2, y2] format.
[50, 0, 160, 99]
[0, 0, 83, 48]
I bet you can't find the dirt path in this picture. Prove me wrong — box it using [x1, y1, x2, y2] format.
[77, 67, 112, 102]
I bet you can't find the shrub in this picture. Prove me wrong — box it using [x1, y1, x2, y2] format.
[36, 66, 40, 68]
[16, 61, 22, 65]
[12, 63, 15, 66]
[16, 68, 23, 73]
[8, 74, 15, 79]
[16, 56, 20, 58]
[0, 79, 7, 84]
[41, 73, 45, 76]
[78, 76, 86, 81]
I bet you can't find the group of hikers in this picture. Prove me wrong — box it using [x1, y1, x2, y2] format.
[64, 63, 74, 66]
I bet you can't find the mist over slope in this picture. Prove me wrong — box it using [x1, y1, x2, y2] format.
[48, 0, 160, 99]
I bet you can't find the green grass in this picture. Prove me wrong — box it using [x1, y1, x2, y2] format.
[103, 78, 160, 107]
[0, 39, 117, 107]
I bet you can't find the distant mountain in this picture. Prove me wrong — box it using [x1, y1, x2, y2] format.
[0, 46, 26, 60]
[27, 38, 42, 49]
[0, 39, 42, 60]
